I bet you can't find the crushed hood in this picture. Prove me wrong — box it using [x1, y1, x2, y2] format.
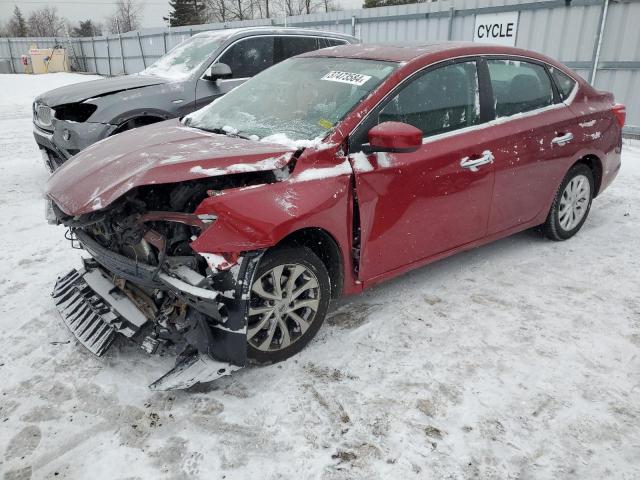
[45, 119, 297, 216]
[36, 74, 168, 107]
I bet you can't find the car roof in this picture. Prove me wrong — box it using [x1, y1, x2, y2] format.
[300, 41, 555, 64]
[194, 26, 358, 43]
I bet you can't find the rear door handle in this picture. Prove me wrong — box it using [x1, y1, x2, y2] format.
[460, 150, 494, 172]
[551, 132, 573, 146]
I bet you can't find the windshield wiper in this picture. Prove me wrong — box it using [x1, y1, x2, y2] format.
[193, 126, 252, 141]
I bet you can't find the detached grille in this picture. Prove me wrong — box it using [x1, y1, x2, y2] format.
[52, 269, 118, 356]
[34, 103, 54, 130]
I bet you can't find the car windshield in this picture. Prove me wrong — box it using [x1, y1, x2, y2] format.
[185, 57, 398, 143]
[141, 32, 227, 80]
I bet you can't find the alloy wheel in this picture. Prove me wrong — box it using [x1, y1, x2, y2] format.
[247, 263, 321, 352]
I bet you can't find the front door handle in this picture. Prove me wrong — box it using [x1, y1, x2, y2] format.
[460, 150, 494, 172]
[551, 132, 573, 146]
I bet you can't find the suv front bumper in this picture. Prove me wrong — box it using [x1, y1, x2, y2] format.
[33, 119, 116, 170]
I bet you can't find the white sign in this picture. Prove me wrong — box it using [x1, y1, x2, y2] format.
[473, 12, 519, 46]
[321, 71, 372, 86]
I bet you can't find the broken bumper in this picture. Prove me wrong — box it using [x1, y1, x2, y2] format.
[51, 239, 262, 390]
[52, 266, 147, 355]
[33, 119, 116, 170]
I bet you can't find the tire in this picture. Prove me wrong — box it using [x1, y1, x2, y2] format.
[246, 246, 331, 364]
[544, 163, 594, 241]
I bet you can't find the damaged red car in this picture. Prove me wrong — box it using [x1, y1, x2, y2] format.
[45, 42, 624, 389]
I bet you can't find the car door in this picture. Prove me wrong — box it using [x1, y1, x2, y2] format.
[349, 59, 496, 283]
[195, 36, 275, 108]
[483, 57, 581, 234]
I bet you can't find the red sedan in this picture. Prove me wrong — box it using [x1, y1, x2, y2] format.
[45, 42, 625, 389]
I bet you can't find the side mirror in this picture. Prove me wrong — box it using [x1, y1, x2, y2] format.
[204, 63, 232, 82]
[365, 121, 423, 153]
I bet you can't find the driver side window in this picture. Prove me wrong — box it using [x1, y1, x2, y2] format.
[218, 36, 275, 79]
[378, 61, 480, 137]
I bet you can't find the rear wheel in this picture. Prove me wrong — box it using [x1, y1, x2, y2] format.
[247, 247, 331, 364]
[544, 163, 594, 241]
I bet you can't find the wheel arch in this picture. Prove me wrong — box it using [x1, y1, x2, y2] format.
[574, 154, 603, 196]
[111, 113, 167, 135]
[274, 227, 344, 298]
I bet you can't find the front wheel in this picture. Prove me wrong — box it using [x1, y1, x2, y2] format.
[246, 247, 331, 364]
[544, 163, 594, 241]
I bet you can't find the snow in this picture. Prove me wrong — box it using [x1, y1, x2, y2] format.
[2, 73, 640, 479]
[294, 159, 353, 182]
[190, 153, 293, 177]
[351, 151, 374, 172]
[260, 132, 329, 150]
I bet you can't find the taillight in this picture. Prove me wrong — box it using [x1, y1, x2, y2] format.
[612, 103, 626, 128]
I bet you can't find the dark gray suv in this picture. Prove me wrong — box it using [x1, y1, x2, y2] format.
[33, 27, 357, 170]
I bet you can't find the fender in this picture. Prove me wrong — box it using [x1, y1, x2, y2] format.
[191, 168, 354, 258]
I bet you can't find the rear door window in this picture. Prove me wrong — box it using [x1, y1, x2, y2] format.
[320, 38, 348, 48]
[487, 59, 554, 117]
[276, 36, 320, 62]
[549, 67, 577, 101]
[218, 36, 274, 79]
[377, 61, 481, 137]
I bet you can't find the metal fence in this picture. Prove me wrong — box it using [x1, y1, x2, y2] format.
[1, 0, 639, 133]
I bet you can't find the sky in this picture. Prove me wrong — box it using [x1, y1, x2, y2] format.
[0, 0, 364, 31]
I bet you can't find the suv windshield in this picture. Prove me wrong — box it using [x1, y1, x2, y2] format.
[186, 57, 397, 143]
[141, 32, 227, 80]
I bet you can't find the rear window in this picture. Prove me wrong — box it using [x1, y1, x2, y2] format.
[549, 67, 577, 101]
[487, 59, 554, 117]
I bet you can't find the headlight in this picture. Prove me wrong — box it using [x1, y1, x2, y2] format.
[34, 102, 54, 129]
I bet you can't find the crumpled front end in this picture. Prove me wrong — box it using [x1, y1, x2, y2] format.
[47, 174, 272, 390]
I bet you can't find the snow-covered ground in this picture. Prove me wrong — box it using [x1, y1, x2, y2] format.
[1, 73, 639, 480]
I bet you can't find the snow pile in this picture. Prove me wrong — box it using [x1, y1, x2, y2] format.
[351, 151, 374, 172]
[261, 133, 332, 150]
[295, 159, 352, 182]
[1, 74, 639, 480]
[190, 152, 293, 177]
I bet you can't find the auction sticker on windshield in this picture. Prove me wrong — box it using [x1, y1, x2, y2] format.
[321, 71, 372, 86]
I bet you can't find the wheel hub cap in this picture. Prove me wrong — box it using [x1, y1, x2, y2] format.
[558, 174, 590, 231]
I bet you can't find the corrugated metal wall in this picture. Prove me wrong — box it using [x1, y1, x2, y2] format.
[1, 0, 638, 131]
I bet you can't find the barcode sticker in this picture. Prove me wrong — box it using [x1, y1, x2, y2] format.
[321, 71, 372, 86]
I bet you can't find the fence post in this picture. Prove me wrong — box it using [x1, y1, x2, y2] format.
[447, 7, 455, 40]
[78, 39, 87, 72]
[106, 37, 112, 76]
[137, 32, 146, 68]
[590, 0, 610, 85]
[163, 32, 167, 53]
[90, 37, 97, 74]
[6, 39, 16, 74]
[118, 33, 126, 74]
[351, 16, 356, 37]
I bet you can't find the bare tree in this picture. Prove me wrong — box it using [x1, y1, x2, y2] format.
[203, 0, 230, 22]
[227, 0, 248, 20]
[280, 0, 318, 16]
[27, 6, 65, 37]
[106, 0, 143, 34]
[321, 0, 339, 12]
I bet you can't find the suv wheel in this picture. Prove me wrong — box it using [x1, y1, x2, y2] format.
[247, 247, 331, 364]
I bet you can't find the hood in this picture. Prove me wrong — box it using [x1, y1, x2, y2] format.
[36, 74, 168, 107]
[46, 119, 297, 216]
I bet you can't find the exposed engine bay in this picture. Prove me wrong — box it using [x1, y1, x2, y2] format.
[49, 171, 282, 390]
